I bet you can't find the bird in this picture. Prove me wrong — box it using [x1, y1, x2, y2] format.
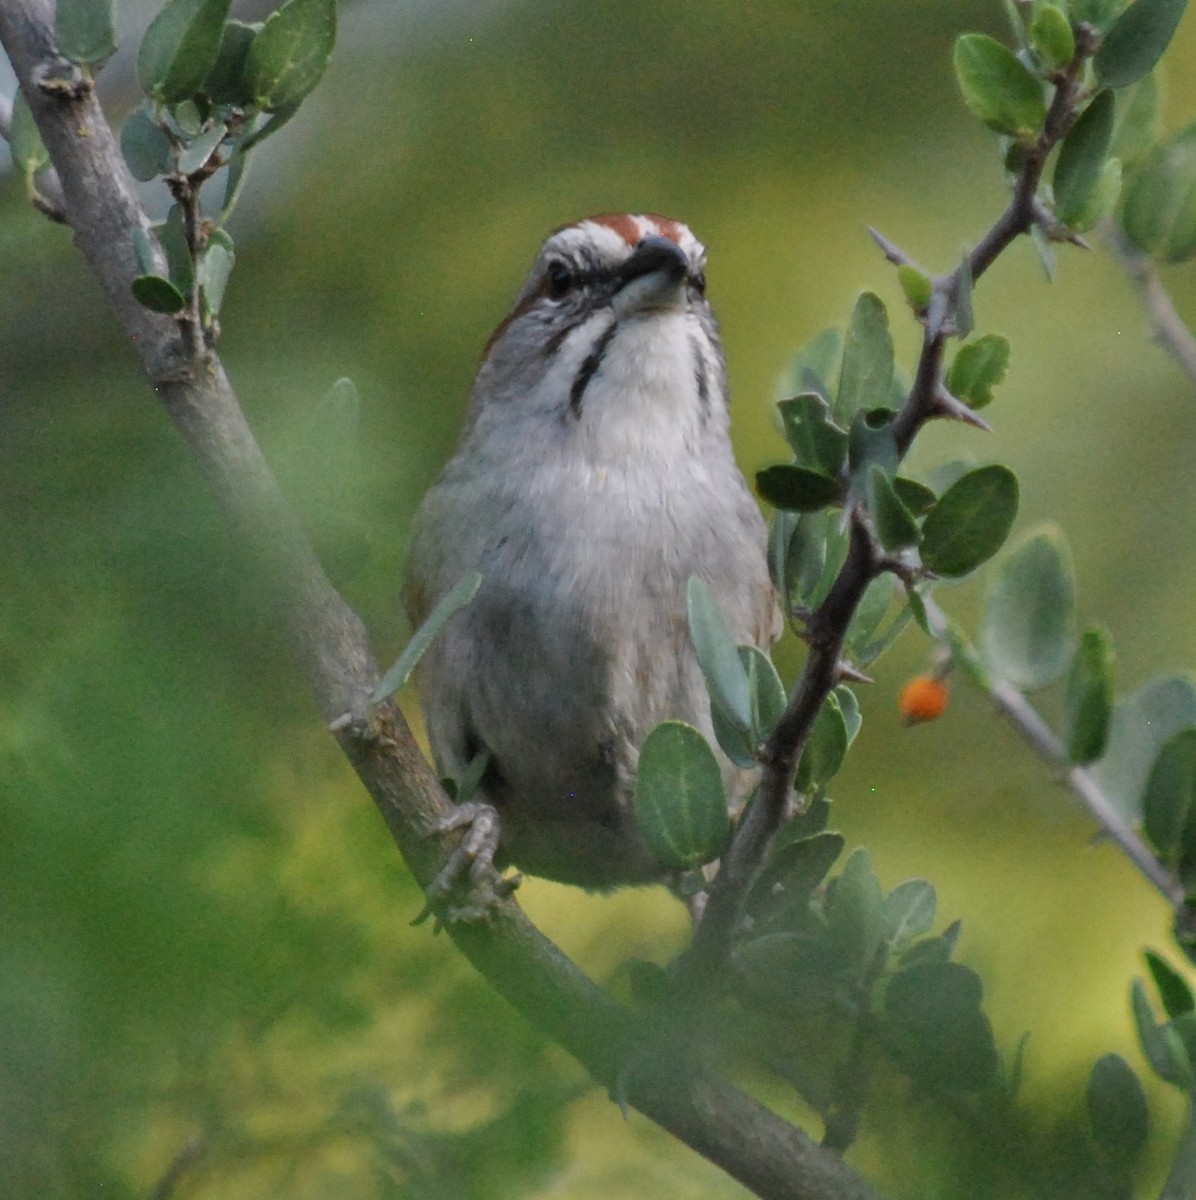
[403, 213, 778, 897]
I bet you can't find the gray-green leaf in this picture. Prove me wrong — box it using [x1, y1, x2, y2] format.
[1092, 676, 1196, 822]
[1087, 1054, 1149, 1164]
[371, 571, 482, 704]
[953, 33, 1048, 139]
[9, 90, 49, 179]
[247, 0, 337, 112]
[131, 274, 187, 313]
[795, 693, 850, 792]
[121, 106, 173, 181]
[1142, 728, 1196, 867]
[198, 229, 235, 316]
[138, 0, 232, 104]
[756, 464, 843, 513]
[1096, 0, 1188, 89]
[1120, 124, 1196, 263]
[57, 0, 116, 65]
[687, 576, 752, 734]
[1055, 90, 1116, 227]
[946, 334, 1011, 411]
[634, 721, 729, 870]
[836, 292, 894, 424]
[1064, 626, 1114, 764]
[868, 465, 920, 551]
[777, 392, 848, 476]
[980, 525, 1077, 691]
[920, 464, 1020, 578]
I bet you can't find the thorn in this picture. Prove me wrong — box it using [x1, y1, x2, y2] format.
[837, 661, 875, 685]
[931, 385, 993, 432]
[866, 225, 914, 267]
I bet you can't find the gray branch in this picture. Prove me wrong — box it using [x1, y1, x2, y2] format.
[0, 3, 882, 1198]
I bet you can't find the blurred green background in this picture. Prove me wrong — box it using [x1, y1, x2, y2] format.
[6, 0, 1196, 1195]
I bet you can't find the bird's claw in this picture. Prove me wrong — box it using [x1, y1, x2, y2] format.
[413, 802, 521, 926]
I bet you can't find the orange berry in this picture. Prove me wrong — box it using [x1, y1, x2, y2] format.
[899, 675, 949, 724]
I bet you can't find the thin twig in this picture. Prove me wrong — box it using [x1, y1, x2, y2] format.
[1106, 223, 1196, 388]
[919, 594, 1185, 910]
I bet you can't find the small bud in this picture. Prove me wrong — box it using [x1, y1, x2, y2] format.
[899, 675, 950, 724]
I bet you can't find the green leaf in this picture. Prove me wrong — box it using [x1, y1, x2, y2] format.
[1121, 124, 1196, 262]
[846, 574, 895, 654]
[238, 100, 303, 152]
[57, 0, 116, 65]
[1031, 4, 1076, 70]
[121, 105, 173, 181]
[222, 140, 252, 218]
[247, 0, 337, 112]
[1142, 729, 1196, 866]
[795, 693, 850, 792]
[897, 264, 933, 314]
[953, 33, 1048, 139]
[1092, 676, 1196, 821]
[177, 120, 227, 174]
[893, 477, 937, 515]
[1065, 626, 1114, 764]
[743, 645, 787, 745]
[856, 598, 915, 667]
[778, 327, 843, 400]
[159, 204, 194, 294]
[131, 226, 159, 276]
[884, 961, 998, 1090]
[198, 229, 235, 316]
[756, 464, 843, 513]
[836, 292, 894, 424]
[711, 644, 787, 767]
[687, 577, 752, 734]
[1131, 976, 1195, 1087]
[138, 0, 233, 104]
[980, 526, 1077, 691]
[202, 19, 259, 106]
[920, 465, 1020, 578]
[746, 831, 845, 929]
[868, 465, 921, 551]
[835, 685, 862, 746]
[1112, 71, 1163, 165]
[826, 848, 886, 972]
[1068, 157, 1123, 232]
[1055, 90, 1116, 225]
[776, 393, 848, 476]
[9, 90, 49, 180]
[634, 721, 729, 871]
[1087, 1054, 1149, 1164]
[848, 407, 899, 486]
[946, 335, 1011, 412]
[884, 879, 937, 950]
[131, 274, 187, 313]
[1096, 0, 1188, 88]
[1146, 948, 1196, 1017]
[371, 571, 482, 703]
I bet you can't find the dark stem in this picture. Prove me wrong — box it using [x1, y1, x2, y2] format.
[691, 27, 1098, 986]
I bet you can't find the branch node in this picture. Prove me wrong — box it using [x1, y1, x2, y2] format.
[33, 59, 91, 101]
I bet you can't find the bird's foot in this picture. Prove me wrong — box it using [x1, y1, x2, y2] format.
[414, 802, 521, 926]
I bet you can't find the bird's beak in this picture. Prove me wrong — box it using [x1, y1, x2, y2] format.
[612, 235, 690, 316]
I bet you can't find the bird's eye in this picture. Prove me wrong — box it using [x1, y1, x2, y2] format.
[546, 260, 577, 299]
[691, 270, 707, 297]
